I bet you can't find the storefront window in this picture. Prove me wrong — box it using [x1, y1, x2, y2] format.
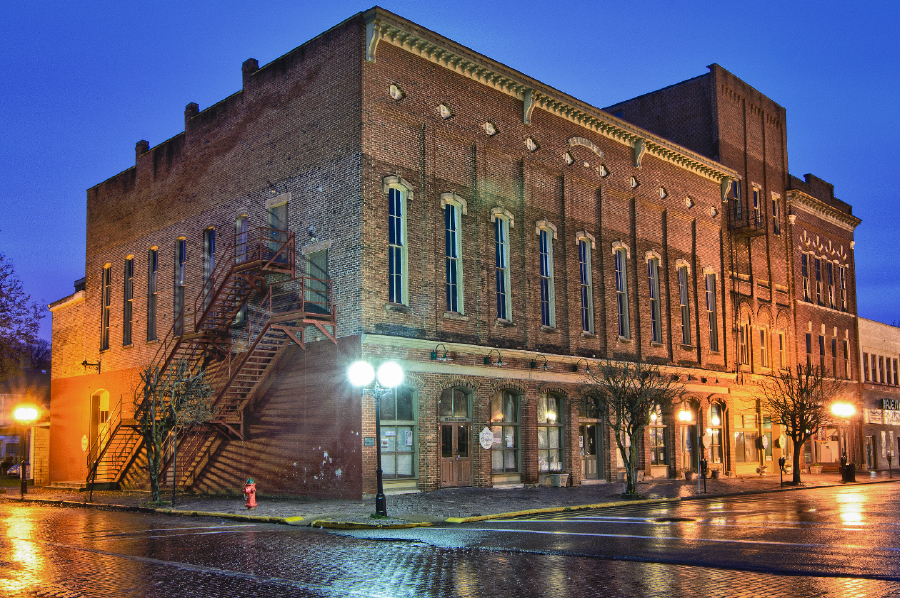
[538, 394, 565, 472]
[491, 391, 520, 473]
[439, 387, 469, 418]
[649, 404, 667, 465]
[734, 414, 758, 463]
[379, 387, 416, 479]
[709, 403, 724, 464]
[763, 415, 773, 462]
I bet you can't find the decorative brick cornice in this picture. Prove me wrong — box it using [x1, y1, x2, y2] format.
[364, 8, 739, 186]
[787, 189, 861, 232]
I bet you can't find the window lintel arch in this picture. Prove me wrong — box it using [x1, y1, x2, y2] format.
[382, 175, 415, 200]
[575, 231, 596, 248]
[674, 258, 691, 274]
[645, 249, 662, 263]
[265, 192, 291, 209]
[534, 219, 557, 238]
[439, 191, 468, 215]
[490, 207, 514, 228]
[611, 240, 630, 258]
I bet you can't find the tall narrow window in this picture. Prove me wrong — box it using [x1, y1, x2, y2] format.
[537, 394, 565, 473]
[705, 273, 718, 351]
[614, 248, 630, 338]
[538, 227, 556, 327]
[759, 328, 769, 368]
[147, 248, 158, 341]
[578, 238, 594, 333]
[772, 197, 781, 235]
[732, 181, 742, 220]
[844, 341, 851, 379]
[814, 258, 822, 305]
[677, 266, 691, 345]
[388, 187, 407, 304]
[806, 333, 812, 368]
[444, 202, 463, 313]
[100, 265, 111, 351]
[864, 353, 870, 382]
[203, 228, 215, 311]
[709, 404, 724, 464]
[752, 188, 761, 227]
[123, 257, 133, 346]
[894, 357, 898, 385]
[649, 404, 667, 465]
[740, 323, 750, 365]
[880, 356, 886, 384]
[235, 216, 248, 264]
[491, 391, 520, 474]
[819, 335, 826, 373]
[174, 238, 187, 336]
[871, 354, 878, 383]
[839, 266, 847, 311]
[831, 337, 838, 378]
[495, 216, 511, 320]
[777, 331, 786, 369]
[305, 249, 329, 315]
[647, 256, 661, 343]
[801, 254, 810, 302]
[826, 262, 835, 309]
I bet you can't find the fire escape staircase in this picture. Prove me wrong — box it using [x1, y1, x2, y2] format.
[87, 227, 336, 490]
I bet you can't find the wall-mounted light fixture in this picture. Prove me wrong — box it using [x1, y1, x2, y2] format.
[81, 360, 101, 374]
[530, 355, 549, 371]
[572, 358, 593, 374]
[483, 349, 506, 367]
[430, 344, 452, 363]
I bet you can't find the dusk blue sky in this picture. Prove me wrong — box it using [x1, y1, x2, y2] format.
[2, 1, 897, 342]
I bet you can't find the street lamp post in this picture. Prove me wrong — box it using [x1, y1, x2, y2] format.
[13, 405, 39, 498]
[348, 360, 404, 518]
[831, 402, 856, 482]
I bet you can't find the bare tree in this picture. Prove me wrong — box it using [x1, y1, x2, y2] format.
[582, 361, 685, 495]
[28, 339, 51, 371]
[0, 253, 44, 380]
[136, 359, 214, 503]
[757, 364, 845, 485]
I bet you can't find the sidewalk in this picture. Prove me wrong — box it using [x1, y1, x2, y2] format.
[4, 470, 898, 529]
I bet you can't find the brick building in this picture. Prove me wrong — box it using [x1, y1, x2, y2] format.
[858, 318, 900, 471]
[49, 8, 861, 498]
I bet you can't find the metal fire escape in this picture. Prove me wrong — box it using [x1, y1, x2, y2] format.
[86, 227, 336, 489]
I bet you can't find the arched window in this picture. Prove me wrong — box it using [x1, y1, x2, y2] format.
[577, 235, 595, 333]
[677, 264, 691, 346]
[492, 209, 513, 320]
[100, 264, 111, 351]
[379, 386, 416, 480]
[647, 254, 662, 343]
[491, 391, 520, 473]
[203, 228, 215, 310]
[538, 394, 565, 473]
[441, 194, 466, 314]
[579, 396, 604, 480]
[536, 221, 557, 327]
[384, 181, 411, 305]
[174, 238, 187, 336]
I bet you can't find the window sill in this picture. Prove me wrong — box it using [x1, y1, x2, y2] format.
[443, 311, 469, 321]
[385, 302, 411, 314]
[679, 344, 695, 351]
[122, 344, 134, 349]
[650, 342, 664, 348]
[495, 318, 516, 328]
[540, 325, 558, 333]
[617, 336, 632, 344]
[146, 339, 159, 344]
[580, 331, 596, 338]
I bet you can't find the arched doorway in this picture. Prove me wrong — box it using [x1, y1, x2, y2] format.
[579, 396, 606, 481]
[439, 387, 471, 487]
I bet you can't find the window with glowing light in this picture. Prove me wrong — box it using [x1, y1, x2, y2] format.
[649, 404, 667, 465]
[537, 394, 565, 473]
[379, 386, 417, 479]
[491, 391, 520, 474]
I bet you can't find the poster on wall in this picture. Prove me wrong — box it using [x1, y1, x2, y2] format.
[405, 430, 413, 446]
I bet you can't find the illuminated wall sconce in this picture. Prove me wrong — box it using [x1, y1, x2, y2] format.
[483, 349, 506, 367]
[81, 360, 101, 374]
[572, 358, 593, 374]
[530, 355, 549, 371]
[430, 344, 452, 363]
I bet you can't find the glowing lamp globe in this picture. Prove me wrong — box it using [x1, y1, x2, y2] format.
[347, 361, 375, 387]
[13, 406, 38, 423]
[376, 362, 404, 389]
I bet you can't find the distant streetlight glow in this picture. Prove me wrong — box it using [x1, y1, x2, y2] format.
[13, 406, 38, 423]
[831, 403, 855, 418]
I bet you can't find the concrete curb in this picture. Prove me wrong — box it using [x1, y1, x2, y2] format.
[444, 497, 680, 524]
[311, 520, 434, 530]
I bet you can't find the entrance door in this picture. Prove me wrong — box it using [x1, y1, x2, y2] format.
[682, 425, 698, 471]
[865, 436, 875, 470]
[440, 423, 471, 487]
[580, 424, 601, 480]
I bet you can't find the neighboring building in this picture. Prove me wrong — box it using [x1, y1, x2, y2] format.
[0, 368, 51, 484]
[858, 318, 900, 470]
[49, 8, 861, 498]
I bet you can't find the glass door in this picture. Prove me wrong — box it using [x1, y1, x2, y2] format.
[440, 423, 471, 487]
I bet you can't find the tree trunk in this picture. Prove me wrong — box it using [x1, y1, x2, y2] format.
[792, 438, 803, 485]
[624, 441, 639, 495]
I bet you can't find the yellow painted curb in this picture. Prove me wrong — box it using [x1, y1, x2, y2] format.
[445, 497, 680, 524]
[311, 519, 434, 530]
[284, 516, 305, 524]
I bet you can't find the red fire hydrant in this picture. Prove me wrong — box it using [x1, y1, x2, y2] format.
[243, 478, 257, 510]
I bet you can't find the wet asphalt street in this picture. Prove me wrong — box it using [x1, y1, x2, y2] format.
[2, 484, 900, 597]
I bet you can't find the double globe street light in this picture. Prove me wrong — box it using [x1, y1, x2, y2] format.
[13, 405, 39, 498]
[347, 360, 404, 518]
